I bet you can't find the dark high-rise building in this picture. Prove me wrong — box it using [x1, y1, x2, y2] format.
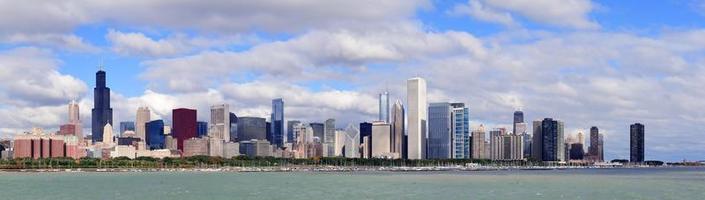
[270, 98, 284, 147]
[630, 123, 645, 163]
[513, 110, 524, 134]
[197, 121, 208, 138]
[532, 118, 564, 162]
[119, 121, 135, 135]
[91, 70, 113, 143]
[229, 112, 238, 142]
[287, 120, 301, 144]
[588, 126, 604, 161]
[310, 123, 325, 141]
[172, 108, 197, 151]
[428, 102, 452, 159]
[569, 143, 584, 160]
[146, 120, 165, 150]
[237, 117, 267, 141]
[359, 122, 373, 157]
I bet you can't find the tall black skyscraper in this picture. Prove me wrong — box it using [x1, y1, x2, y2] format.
[630, 123, 645, 163]
[92, 70, 113, 143]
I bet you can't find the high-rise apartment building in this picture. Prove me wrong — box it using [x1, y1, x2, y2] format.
[588, 126, 604, 162]
[451, 103, 470, 159]
[407, 77, 427, 159]
[532, 118, 565, 162]
[630, 123, 645, 163]
[91, 70, 113, 143]
[471, 125, 486, 159]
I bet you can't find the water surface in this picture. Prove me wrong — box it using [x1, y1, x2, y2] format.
[1, 167, 703, 199]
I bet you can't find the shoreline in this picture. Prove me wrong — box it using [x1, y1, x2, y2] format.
[1, 165, 694, 173]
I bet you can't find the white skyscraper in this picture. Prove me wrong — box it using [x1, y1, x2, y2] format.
[135, 106, 151, 142]
[103, 123, 114, 146]
[210, 104, 230, 142]
[407, 77, 427, 159]
[371, 121, 394, 158]
[324, 118, 336, 156]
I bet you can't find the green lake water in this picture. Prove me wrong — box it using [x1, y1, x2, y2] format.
[1, 167, 703, 199]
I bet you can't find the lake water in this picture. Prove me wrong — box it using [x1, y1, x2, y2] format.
[1, 167, 704, 200]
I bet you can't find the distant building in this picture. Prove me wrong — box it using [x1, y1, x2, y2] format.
[172, 108, 197, 151]
[135, 106, 151, 144]
[359, 122, 372, 157]
[229, 113, 238, 142]
[210, 104, 230, 141]
[343, 124, 360, 158]
[569, 143, 585, 160]
[197, 121, 208, 138]
[588, 126, 604, 162]
[452, 103, 470, 159]
[371, 121, 394, 158]
[310, 123, 325, 142]
[270, 98, 285, 147]
[13, 130, 81, 159]
[532, 118, 565, 162]
[164, 135, 177, 151]
[223, 142, 240, 158]
[183, 137, 209, 157]
[287, 120, 301, 145]
[379, 91, 390, 123]
[237, 117, 267, 141]
[407, 77, 427, 159]
[91, 69, 113, 143]
[240, 139, 272, 158]
[391, 100, 404, 158]
[119, 121, 135, 136]
[471, 125, 486, 159]
[428, 102, 452, 159]
[146, 120, 165, 150]
[324, 119, 336, 156]
[208, 137, 223, 157]
[630, 123, 645, 163]
[513, 110, 524, 134]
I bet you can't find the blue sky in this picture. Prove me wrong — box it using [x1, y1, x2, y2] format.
[1, 0, 705, 161]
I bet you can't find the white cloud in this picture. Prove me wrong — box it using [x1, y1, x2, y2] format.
[2, 33, 99, 52]
[450, 0, 517, 27]
[106, 30, 256, 57]
[452, 0, 599, 29]
[0, 47, 87, 106]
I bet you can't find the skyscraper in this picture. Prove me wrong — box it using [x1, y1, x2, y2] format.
[68, 100, 80, 124]
[379, 91, 390, 123]
[324, 118, 336, 156]
[471, 125, 486, 159]
[588, 126, 603, 162]
[119, 121, 135, 135]
[197, 121, 208, 138]
[359, 122, 372, 157]
[103, 123, 114, 146]
[532, 118, 565, 162]
[270, 98, 285, 147]
[451, 103, 470, 159]
[287, 120, 301, 144]
[371, 121, 393, 158]
[229, 112, 238, 142]
[146, 120, 165, 150]
[210, 104, 230, 141]
[428, 102, 452, 159]
[237, 117, 267, 141]
[390, 100, 404, 157]
[173, 108, 197, 151]
[310, 123, 325, 141]
[407, 77, 427, 159]
[513, 110, 524, 135]
[135, 106, 151, 143]
[343, 124, 360, 158]
[630, 123, 645, 163]
[91, 69, 113, 143]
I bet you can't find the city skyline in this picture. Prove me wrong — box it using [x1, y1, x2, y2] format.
[1, 1, 705, 162]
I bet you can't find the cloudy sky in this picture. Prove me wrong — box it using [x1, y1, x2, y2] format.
[1, 0, 705, 161]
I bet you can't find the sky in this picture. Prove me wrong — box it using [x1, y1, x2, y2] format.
[1, 0, 705, 162]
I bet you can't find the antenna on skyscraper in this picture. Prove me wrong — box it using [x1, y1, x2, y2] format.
[99, 57, 104, 71]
